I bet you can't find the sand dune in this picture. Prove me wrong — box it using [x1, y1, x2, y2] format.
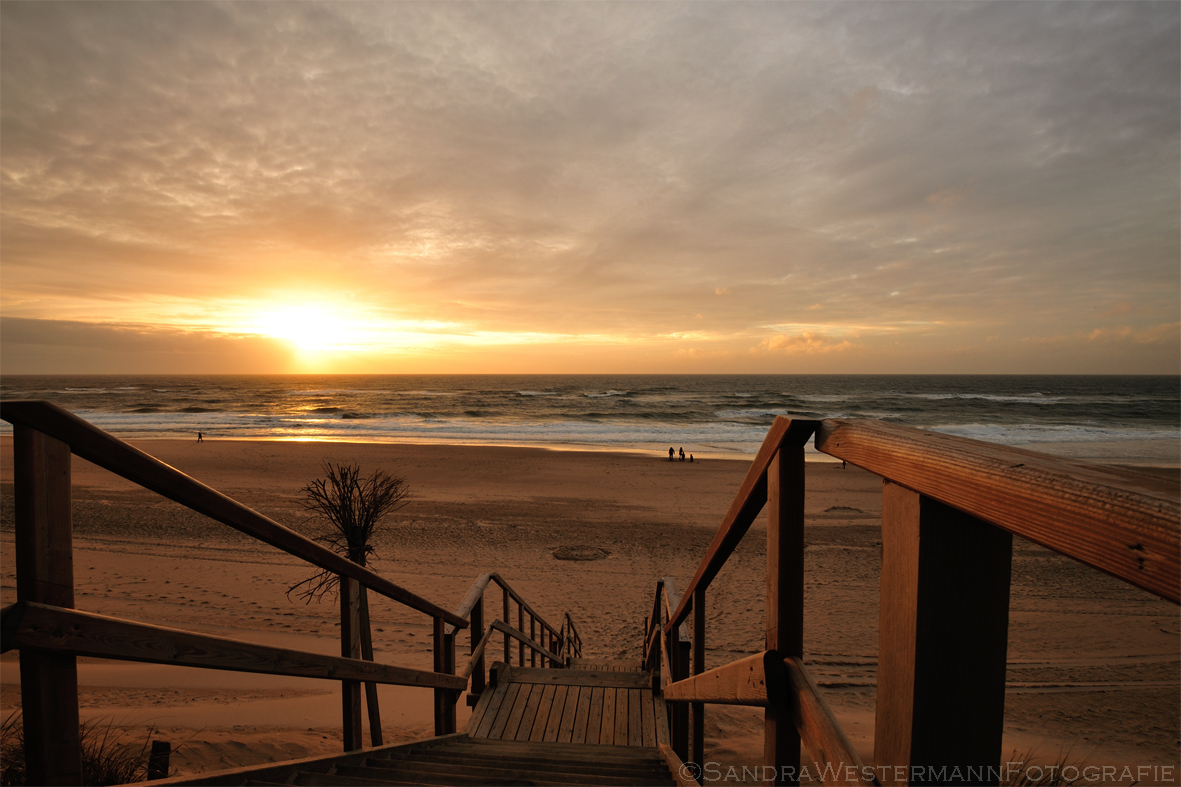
[1, 438, 1177, 783]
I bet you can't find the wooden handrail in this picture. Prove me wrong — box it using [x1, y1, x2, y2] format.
[1, 400, 468, 627]
[460, 624, 497, 680]
[3, 601, 467, 690]
[666, 417, 819, 633]
[490, 573, 563, 641]
[815, 418, 1181, 603]
[490, 619, 564, 665]
[451, 573, 494, 631]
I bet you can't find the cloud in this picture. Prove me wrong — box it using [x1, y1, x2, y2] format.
[753, 332, 857, 356]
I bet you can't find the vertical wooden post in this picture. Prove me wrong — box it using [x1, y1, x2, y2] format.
[358, 587, 382, 746]
[530, 617, 537, 667]
[766, 449, 804, 785]
[470, 589, 486, 701]
[432, 616, 446, 735]
[339, 575, 363, 751]
[503, 587, 511, 664]
[673, 635, 691, 760]
[442, 628, 457, 734]
[14, 426, 82, 786]
[691, 586, 705, 768]
[518, 603, 525, 667]
[874, 481, 1013, 787]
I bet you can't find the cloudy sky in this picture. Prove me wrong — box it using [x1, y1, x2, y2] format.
[2, 1, 1177, 374]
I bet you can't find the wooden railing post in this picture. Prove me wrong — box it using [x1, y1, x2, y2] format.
[442, 628, 457, 733]
[874, 481, 1013, 786]
[358, 588, 382, 746]
[530, 617, 537, 667]
[503, 587, 511, 664]
[518, 603, 525, 666]
[469, 589, 486, 704]
[691, 586, 706, 769]
[14, 425, 82, 786]
[765, 448, 804, 785]
[432, 616, 446, 735]
[339, 575, 363, 751]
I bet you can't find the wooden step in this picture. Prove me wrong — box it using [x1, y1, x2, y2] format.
[377, 749, 669, 776]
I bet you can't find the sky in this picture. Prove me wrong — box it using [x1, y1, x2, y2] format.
[1, 1, 1178, 375]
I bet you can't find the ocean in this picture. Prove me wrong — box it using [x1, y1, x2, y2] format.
[1, 375, 1177, 466]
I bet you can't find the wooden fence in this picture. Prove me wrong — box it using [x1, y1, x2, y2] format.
[0, 401, 580, 786]
[643, 416, 1179, 786]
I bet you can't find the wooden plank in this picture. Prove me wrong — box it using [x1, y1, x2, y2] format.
[460, 624, 495, 680]
[873, 482, 1012, 786]
[487, 682, 523, 740]
[544, 684, 568, 742]
[0, 401, 470, 627]
[766, 449, 804, 784]
[13, 426, 81, 787]
[654, 695, 673, 746]
[692, 586, 705, 767]
[501, 683, 534, 741]
[628, 688, 644, 747]
[572, 685, 593, 744]
[504, 666, 651, 689]
[490, 573, 563, 643]
[452, 573, 493, 623]
[473, 681, 512, 739]
[358, 589, 382, 747]
[641, 690, 656, 747]
[600, 687, 617, 745]
[666, 417, 820, 630]
[783, 657, 875, 787]
[585, 686, 605, 744]
[660, 743, 700, 787]
[557, 685, 580, 743]
[527, 683, 557, 741]
[663, 651, 776, 706]
[515, 683, 546, 742]
[464, 679, 497, 736]
[815, 417, 1180, 604]
[614, 685, 630, 746]
[7, 601, 467, 690]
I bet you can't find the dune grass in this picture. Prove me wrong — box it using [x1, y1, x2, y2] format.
[1, 711, 161, 786]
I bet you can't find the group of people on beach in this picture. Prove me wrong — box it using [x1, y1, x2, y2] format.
[668, 446, 693, 463]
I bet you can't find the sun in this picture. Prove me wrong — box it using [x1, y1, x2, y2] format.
[254, 305, 358, 351]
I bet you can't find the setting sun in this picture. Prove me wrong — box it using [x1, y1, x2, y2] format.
[253, 306, 360, 351]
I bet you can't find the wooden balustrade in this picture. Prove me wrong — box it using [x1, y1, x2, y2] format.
[648, 414, 1178, 787]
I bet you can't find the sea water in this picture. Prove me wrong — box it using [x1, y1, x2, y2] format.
[1, 375, 1177, 466]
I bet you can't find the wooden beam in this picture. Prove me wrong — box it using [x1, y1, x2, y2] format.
[874, 482, 1011, 787]
[667, 418, 819, 631]
[7, 601, 466, 690]
[14, 426, 81, 787]
[663, 651, 782, 706]
[490, 573, 562, 641]
[660, 742, 701, 786]
[691, 585, 705, 768]
[1, 401, 469, 627]
[816, 418, 1179, 603]
[340, 576, 363, 751]
[782, 657, 876, 787]
[766, 448, 804, 785]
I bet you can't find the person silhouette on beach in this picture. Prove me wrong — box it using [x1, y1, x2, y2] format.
[678, 447, 685, 461]
[668, 447, 675, 461]
[197, 432, 203, 443]
[689, 454, 694, 463]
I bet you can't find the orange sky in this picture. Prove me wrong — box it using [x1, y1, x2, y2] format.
[2, 2, 1178, 374]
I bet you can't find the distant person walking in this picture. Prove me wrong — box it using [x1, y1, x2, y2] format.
[197, 432, 203, 443]
[689, 454, 694, 463]
[678, 447, 685, 461]
[668, 447, 675, 461]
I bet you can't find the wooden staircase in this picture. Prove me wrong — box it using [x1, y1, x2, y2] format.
[158, 660, 687, 787]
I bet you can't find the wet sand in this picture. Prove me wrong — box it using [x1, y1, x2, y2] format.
[1, 437, 1177, 782]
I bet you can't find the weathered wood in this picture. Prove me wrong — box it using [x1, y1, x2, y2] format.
[341, 576, 363, 751]
[502, 587, 511, 664]
[357, 588, 382, 747]
[487, 683, 524, 739]
[667, 418, 820, 631]
[515, 682, 546, 742]
[782, 657, 876, 787]
[585, 686, 605, 744]
[874, 482, 1012, 787]
[14, 426, 81, 787]
[654, 695, 673, 747]
[628, 688, 644, 747]
[442, 629, 457, 734]
[473, 680, 513, 738]
[766, 448, 804, 785]
[468, 587, 487, 698]
[691, 585, 705, 767]
[8, 601, 467, 690]
[613, 686, 629, 746]
[518, 602, 526, 667]
[504, 665, 651, 689]
[815, 418, 1179, 604]
[464, 678, 497, 736]
[663, 577, 690, 761]
[572, 684, 593, 743]
[432, 616, 446, 736]
[502, 683, 535, 740]
[1, 401, 470, 627]
[663, 651, 781, 706]
[491, 573, 563, 642]
[490, 620, 564, 665]
[661, 742, 700, 786]
[460, 624, 496, 680]
[544, 684, 569, 742]
[557, 685, 581, 743]
[600, 687, 617, 745]
[527, 683, 556, 741]
[452, 573, 493, 624]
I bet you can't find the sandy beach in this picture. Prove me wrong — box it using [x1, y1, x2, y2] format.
[1, 437, 1177, 782]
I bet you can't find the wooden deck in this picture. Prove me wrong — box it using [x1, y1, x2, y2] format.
[467, 661, 668, 748]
